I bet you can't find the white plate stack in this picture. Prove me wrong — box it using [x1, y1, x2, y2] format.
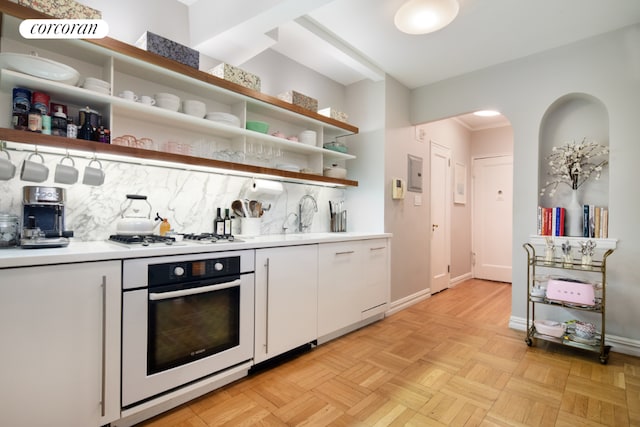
[81, 77, 110, 94]
[206, 112, 241, 127]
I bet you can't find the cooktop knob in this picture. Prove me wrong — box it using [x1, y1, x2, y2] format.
[214, 262, 224, 271]
[173, 266, 185, 276]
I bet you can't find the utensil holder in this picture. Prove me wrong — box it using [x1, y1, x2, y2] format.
[330, 210, 347, 232]
[240, 217, 261, 236]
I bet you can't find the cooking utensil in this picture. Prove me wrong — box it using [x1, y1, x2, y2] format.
[231, 200, 245, 217]
[249, 200, 260, 217]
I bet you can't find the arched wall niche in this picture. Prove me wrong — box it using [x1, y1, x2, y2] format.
[538, 93, 610, 211]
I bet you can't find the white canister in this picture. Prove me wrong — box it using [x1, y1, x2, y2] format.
[240, 217, 261, 236]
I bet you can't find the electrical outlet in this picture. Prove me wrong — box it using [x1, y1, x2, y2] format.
[415, 127, 426, 142]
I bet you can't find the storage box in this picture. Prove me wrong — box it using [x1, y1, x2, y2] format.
[319, 107, 348, 123]
[209, 63, 261, 92]
[135, 31, 199, 70]
[277, 90, 318, 112]
[16, 0, 101, 19]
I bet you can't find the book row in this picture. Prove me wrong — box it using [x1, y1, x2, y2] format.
[537, 205, 609, 238]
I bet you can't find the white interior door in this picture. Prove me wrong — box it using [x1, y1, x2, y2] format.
[472, 155, 513, 282]
[430, 142, 451, 294]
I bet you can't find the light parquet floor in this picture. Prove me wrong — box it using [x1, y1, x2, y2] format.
[138, 279, 640, 426]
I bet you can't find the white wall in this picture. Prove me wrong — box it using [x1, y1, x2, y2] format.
[411, 24, 640, 343]
[383, 77, 429, 302]
[471, 126, 513, 158]
[241, 49, 346, 111]
[78, 0, 191, 46]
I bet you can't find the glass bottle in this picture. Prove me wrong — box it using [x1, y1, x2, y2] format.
[51, 106, 67, 137]
[66, 118, 77, 139]
[214, 208, 224, 236]
[224, 208, 232, 237]
[27, 107, 42, 132]
[78, 117, 93, 140]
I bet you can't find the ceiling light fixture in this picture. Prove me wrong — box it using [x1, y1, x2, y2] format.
[473, 110, 501, 117]
[394, 0, 460, 35]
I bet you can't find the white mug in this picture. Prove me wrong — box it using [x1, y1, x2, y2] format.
[20, 152, 49, 182]
[82, 158, 105, 186]
[119, 90, 138, 102]
[0, 149, 16, 180]
[54, 155, 79, 185]
[139, 95, 156, 106]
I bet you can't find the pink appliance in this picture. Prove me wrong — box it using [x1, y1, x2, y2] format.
[546, 279, 596, 306]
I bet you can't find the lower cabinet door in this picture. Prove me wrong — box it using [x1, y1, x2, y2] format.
[0, 261, 121, 427]
[360, 239, 389, 314]
[254, 245, 318, 364]
[317, 241, 363, 337]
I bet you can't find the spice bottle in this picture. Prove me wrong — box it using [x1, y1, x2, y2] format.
[27, 107, 42, 132]
[42, 114, 51, 135]
[66, 118, 77, 139]
[159, 218, 171, 236]
[51, 106, 67, 137]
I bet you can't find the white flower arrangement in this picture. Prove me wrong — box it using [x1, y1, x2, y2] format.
[539, 138, 609, 197]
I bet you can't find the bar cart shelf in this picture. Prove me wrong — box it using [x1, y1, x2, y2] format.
[523, 242, 614, 364]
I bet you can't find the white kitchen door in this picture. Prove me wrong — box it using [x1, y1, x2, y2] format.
[430, 142, 451, 294]
[472, 155, 513, 282]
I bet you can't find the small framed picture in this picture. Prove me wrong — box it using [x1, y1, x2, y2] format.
[454, 162, 467, 204]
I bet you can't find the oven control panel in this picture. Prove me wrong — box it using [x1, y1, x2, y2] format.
[148, 256, 241, 286]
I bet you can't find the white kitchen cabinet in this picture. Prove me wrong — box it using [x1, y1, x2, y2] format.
[0, 261, 121, 427]
[254, 245, 318, 364]
[0, 8, 358, 187]
[318, 238, 389, 339]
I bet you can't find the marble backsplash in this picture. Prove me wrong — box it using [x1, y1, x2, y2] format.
[0, 149, 346, 241]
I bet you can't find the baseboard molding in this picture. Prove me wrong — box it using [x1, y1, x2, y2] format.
[451, 272, 472, 287]
[509, 316, 640, 357]
[386, 288, 431, 316]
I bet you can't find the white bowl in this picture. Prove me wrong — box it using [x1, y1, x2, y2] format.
[182, 100, 206, 118]
[155, 92, 180, 102]
[534, 320, 565, 337]
[156, 99, 181, 111]
[323, 165, 347, 179]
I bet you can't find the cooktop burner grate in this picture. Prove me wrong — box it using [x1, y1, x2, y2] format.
[182, 233, 237, 243]
[109, 234, 176, 245]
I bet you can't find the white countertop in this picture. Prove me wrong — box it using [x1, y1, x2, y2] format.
[0, 232, 391, 268]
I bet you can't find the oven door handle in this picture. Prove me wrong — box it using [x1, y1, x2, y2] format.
[149, 279, 241, 301]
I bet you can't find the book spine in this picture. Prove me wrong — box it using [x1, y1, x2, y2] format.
[559, 207, 565, 236]
[537, 206, 542, 235]
[602, 208, 608, 238]
[583, 205, 590, 237]
[552, 207, 558, 236]
[589, 205, 595, 237]
[544, 208, 553, 235]
[594, 207, 601, 238]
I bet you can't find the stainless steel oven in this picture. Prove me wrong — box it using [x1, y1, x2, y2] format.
[121, 250, 254, 408]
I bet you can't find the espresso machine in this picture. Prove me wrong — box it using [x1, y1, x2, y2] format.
[21, 186, 73, 248]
